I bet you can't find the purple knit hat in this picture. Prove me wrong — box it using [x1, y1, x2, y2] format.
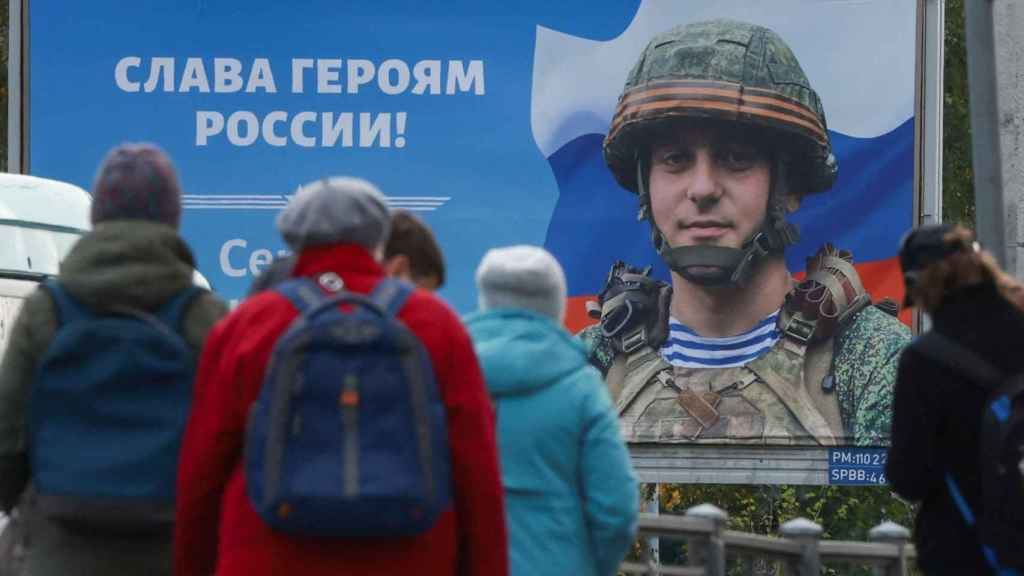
[91, 143, 182, 228]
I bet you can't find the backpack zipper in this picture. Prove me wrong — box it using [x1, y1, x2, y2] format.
[341, 374, 360, 497]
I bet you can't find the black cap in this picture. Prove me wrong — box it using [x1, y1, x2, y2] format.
[898, 224, 963, 307]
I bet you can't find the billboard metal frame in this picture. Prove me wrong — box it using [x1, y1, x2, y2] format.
[7, 0, 26, 173]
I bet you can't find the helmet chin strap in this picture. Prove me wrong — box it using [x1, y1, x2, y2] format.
[638, 155, 800, 287]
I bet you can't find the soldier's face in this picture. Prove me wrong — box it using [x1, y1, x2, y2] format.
[648, 125, 771, 251]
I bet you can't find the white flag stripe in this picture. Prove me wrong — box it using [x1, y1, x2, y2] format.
[531, 0, 916, 157]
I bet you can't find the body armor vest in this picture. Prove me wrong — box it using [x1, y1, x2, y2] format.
[603, 245, 878, 446]
[612, 336, 841, 445]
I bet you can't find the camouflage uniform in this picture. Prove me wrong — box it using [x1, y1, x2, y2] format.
[586, 19, 911, 447]
[581, 292, 908, 447]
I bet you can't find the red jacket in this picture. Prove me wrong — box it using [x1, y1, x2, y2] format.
[175, 245, 507, 576]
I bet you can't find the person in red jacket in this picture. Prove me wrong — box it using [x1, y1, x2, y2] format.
[175, 176, 508, 576]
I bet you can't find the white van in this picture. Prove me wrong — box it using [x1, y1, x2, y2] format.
[0, 173, 211, 359]
[0, 173, 91, 540]
[0, 174, 92, 359]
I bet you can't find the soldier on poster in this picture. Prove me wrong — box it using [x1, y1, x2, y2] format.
[580, 19, 911, 447]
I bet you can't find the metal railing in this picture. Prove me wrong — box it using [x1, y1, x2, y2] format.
[620, 504, 916, 576]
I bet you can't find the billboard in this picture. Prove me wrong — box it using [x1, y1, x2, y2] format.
[18, 0, 937, 483]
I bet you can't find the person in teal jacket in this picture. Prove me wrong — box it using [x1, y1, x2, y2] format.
[465, 245, 640, 576]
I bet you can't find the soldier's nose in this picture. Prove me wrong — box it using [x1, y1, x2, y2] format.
[686, 154, 722, 207]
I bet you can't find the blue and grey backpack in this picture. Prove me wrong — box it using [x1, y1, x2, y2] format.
[245, 275, 451, 537]
[914, 331, 1024, 572]
[29, 280, 201, 532]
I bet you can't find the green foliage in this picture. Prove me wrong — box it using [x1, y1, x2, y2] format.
[656, 483, 916, 541]
[943, 0, 974, 226]
[642, 484, 916, 574]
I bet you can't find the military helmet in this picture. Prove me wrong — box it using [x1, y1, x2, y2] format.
[604, 19, 837, 196]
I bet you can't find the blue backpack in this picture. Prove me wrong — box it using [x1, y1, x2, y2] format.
[29, 280, 200, 532]
[914, 332, 1024, 572]
[245, 276, 452, 537]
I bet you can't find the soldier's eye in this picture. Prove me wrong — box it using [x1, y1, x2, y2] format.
[654, 147, 693, 170]
[717, 145, 762, 171]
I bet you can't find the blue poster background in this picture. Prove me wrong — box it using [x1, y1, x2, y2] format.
[28, 1, 914, 316]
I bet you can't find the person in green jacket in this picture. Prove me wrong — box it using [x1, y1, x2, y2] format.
[0, 144, 227, 576]
[466, 245, 639, 576]
[582, 19, 910, 447]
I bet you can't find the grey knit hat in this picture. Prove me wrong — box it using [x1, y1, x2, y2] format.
[277, 177, 391, 252]
[91, 143, 182, 228]
[476, 245, 567, 322]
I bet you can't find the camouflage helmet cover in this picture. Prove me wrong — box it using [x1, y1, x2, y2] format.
[604, 19, 838, 195]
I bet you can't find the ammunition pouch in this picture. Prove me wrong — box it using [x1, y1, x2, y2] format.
[779, 244, 872, 345]
[587, 261, 673, 355]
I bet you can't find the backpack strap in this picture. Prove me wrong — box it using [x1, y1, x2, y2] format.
[275, 276, 405, 319]
[945, 472, 1011, 573]
[920, 334, 1022, 573]
[40, 279, 91, 326]
[368, 278, 413, 318]
[274, 278, 330, 316]
[912, 332, 1003, 387]
[945, 473, 977, 527]
[154, 286, 204, 333]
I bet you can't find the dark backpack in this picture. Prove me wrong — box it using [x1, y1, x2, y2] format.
[913, 331, 1024, 570]
[28, 280, 201, 533]
[245, 276, 451, 537]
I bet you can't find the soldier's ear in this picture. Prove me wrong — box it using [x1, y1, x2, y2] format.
[770, 159, 801, 214]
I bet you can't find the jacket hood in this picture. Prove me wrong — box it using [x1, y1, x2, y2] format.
[465, 308, 591, 397]
[930, 282, 1024, 375]
[58, 220, 197, 311]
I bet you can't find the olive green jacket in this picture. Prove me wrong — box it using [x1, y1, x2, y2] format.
[0, 221, 227, 576]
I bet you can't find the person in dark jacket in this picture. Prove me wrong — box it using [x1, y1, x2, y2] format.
[887, 224, 1024, 575]
[0, 143, 228, 576]
[175, 177, 508, 576]
[465, 245, 639, 576]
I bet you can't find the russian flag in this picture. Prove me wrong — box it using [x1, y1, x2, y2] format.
[530, 0, 918, 332]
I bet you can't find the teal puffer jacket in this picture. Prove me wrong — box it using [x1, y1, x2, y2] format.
[465, 308, 639, 576]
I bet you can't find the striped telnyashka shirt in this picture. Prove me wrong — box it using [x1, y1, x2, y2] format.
[660, 310, 781, 369]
